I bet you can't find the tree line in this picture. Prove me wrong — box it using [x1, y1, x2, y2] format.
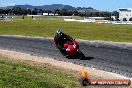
[0, 7, 119, 18]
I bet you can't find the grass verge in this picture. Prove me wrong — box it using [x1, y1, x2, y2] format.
[0, 16, 132, 42]
[0, 57, 80, 88]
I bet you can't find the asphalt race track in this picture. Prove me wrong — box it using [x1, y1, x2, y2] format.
[0, 36, 132, 77]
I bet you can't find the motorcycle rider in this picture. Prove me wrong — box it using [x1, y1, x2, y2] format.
[54, 30, 70, 56]
[54, 30, 68, 47]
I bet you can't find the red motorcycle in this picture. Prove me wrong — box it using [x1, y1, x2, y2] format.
[54, 30, 85, 59]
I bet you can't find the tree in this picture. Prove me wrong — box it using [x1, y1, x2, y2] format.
[73, 10, 78, 16]
[27, 9, 32, 15]
[111, 18, 114, 21]
[116, 18, 120, 21]
[112, 11, 119, 18]
[123, 18, 127, 21]
[129, 18, 132, 21]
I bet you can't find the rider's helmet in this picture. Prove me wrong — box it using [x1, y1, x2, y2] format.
[56, 29, 63, 38]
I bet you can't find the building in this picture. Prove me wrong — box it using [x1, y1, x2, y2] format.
[43, 13, 58, 16]
[119, 8, 132, 21]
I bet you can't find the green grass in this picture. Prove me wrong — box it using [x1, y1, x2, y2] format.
[0, 58, 79, 88]
[0, 16, 132, 42]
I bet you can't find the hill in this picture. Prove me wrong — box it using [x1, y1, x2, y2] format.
[14, 4, 75, 10]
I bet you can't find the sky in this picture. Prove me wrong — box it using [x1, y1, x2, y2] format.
[0, 0, 132, 11]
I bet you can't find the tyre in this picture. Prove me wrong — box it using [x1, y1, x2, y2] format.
[78, 50, 85, 60]
[59, 48, 68, 56]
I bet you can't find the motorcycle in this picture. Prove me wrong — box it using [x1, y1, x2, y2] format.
[54, 30, 85, 60]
